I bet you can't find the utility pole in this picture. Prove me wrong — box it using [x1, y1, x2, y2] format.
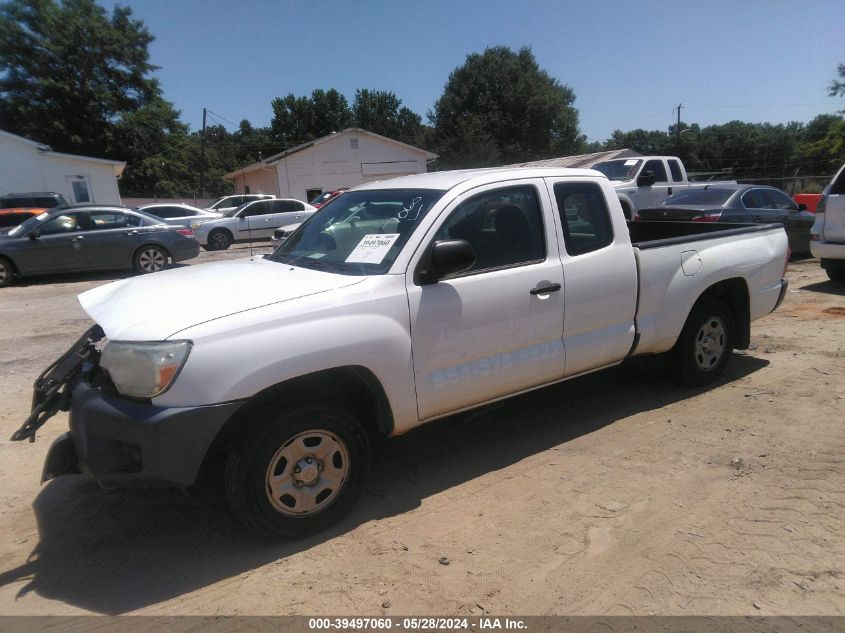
[199, 107, 207, 197]
[675, 103, 683, 156]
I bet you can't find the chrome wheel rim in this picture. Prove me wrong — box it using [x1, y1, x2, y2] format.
[138, 248, 166, 273]
[694, 315, 726, 371]
[211, 232, 229, 249]
[265, 429, 350, 516]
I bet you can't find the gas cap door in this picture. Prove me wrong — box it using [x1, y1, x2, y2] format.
[681, 250, 702, 276]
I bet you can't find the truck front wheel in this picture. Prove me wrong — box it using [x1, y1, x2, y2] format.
[224, 404, 371, 538]
[668, 300, 735, 387]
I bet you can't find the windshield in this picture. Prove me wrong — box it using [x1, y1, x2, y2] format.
[592, 159, 643, 181]
[270, 188, 445, 275]
[661, 188, 734, 206]
[6, 212, 49, 237]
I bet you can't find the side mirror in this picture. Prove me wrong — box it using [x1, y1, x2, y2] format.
[418, 239, 476, 284]
[637, 170, 656, 187]
[29, 229, 41, 240]
[796, 203, 807, 211]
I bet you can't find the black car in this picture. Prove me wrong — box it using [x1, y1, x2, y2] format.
[634, 184, 816, 253]
[0, 206, 200, 287]
[0, 191, 69, 210]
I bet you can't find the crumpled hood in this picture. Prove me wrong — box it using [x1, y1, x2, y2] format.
[78, 256, 364, 341]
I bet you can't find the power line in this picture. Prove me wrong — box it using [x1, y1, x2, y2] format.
[126, 135, 199, 168]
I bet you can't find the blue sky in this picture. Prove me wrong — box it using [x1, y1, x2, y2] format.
[101, 0, 845, 142]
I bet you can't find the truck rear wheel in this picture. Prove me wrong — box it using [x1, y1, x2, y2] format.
[825, 265, 845, 283]
[667, 300, 735, 387]
[224, 403, 370, 538]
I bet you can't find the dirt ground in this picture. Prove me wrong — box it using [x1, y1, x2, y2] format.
[0, 249, 843, 616]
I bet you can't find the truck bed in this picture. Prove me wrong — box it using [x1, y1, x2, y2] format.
[627, 220, 788, 358]
[627, 220, 782, 248]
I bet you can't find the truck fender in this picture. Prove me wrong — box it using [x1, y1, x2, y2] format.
[203, 365, 395, 460]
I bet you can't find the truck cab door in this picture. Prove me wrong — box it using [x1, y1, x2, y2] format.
[638, 159, 672, 208]
[406, 180, 566, 421]
[547, 179, 638, 376]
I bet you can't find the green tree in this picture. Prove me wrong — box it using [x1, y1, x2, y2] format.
[429, 46, 581, 168]
[270, 88, 352, 143]
[0, 0, 162, 155]
[352, 89, 423, 145]
[829, 63, 845, 99]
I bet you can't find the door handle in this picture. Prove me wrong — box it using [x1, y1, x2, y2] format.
[71, 236, 85, 241]
[530, 283, 561, 295]
[125, 231, 138, 235]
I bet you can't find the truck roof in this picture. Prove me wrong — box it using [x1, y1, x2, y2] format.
[354, 167, 605, 192]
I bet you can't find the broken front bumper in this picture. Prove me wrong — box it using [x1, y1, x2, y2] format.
[55, 382, 243, 486]
[14, 326, 243, 486]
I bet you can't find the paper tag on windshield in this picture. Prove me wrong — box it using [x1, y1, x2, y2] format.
[345, 233, 400, 264]
[624, 159, 638, 166]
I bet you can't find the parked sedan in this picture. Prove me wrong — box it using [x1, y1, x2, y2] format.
[0, 207, 200, 287]
[136, 203, 221, 229]
[194, 198, 316, 250]
[635, 184, 816, 253]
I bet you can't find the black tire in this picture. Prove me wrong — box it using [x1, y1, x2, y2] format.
[667, 300, 735, 387]
[133, 245, 169, 274]
[826, 266, 845, 283]
[224, 403, 371, 538]
[207, 229, 233, 251]
[0, 256, 14, 288]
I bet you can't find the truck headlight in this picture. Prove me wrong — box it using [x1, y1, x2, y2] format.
[100, 341, 191, 398]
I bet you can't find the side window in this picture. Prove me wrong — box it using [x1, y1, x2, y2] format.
[742, 189, 769, 209]
[154, 206, 183, 219]
[123, 213, 143, 227]
[275, 200, 299, 213]
[39, 213, 84, 235]
[764, 189, 797, 210]
[554, 182, 614, 256]
[668, 160, 684, 183]
[88, 212, 136, 229]
[434, 185, 545, 275]
[241, 201, 271, 218]
[643, 159, 668, 183]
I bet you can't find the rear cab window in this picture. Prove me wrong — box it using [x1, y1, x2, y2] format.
[668, 159, 684, 183]
[554, 182, 614, 255]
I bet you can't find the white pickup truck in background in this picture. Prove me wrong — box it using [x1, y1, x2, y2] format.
[810, 162, 845, 282]
[592, 155, 734, 219]
[13, 167, 790, 538]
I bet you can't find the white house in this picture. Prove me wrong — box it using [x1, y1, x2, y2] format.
[225, 128, 437, 203]
[0, 129, 125, 205]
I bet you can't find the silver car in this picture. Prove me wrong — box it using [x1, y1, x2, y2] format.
[136, 203, 221, 229]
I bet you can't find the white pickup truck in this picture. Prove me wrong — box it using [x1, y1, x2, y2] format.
[592, 155, 733, 219]
[810, 162, 845, 282]
[13, 167, 789, 538]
